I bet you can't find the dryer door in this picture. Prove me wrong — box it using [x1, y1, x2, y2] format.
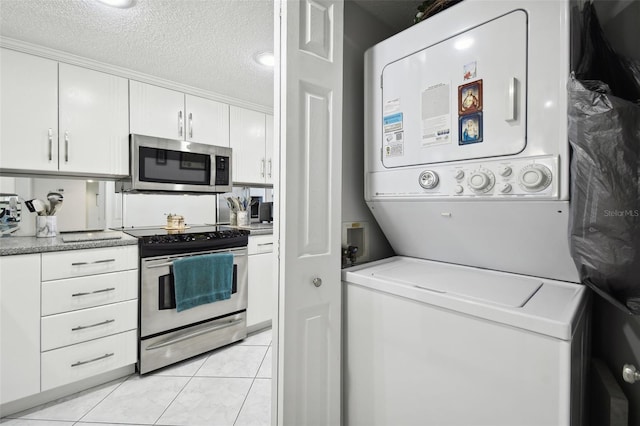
[381, 9, 527, 168]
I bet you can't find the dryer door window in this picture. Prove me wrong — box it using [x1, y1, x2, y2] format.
[381, 10, 527, 168]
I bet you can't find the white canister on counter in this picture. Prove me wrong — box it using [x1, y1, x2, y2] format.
[36, 216, 57, 238]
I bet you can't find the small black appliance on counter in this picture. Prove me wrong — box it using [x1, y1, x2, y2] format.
[258, 201, 273, 223]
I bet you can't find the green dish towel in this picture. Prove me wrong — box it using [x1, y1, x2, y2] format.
[173, 253, 233, 312]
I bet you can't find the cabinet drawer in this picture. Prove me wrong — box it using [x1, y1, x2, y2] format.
[248, 235, 274, 254]
[41, 330, 137, 391]
[42, 269, 137, 316]
[42, 246, 138, 281]
[42, 300, 137, 351]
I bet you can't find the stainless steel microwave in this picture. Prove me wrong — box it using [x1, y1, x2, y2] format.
[117, 134, 232, 194]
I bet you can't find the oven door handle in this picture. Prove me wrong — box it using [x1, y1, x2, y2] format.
[145, 252, 247, 269]
[145, 318, 245, 350]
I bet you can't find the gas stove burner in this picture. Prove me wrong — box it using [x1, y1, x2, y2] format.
[143, 229, 250, 245]
[120, 225, 250, 257]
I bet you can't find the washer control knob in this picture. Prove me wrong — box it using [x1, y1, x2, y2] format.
[419, 170, 439, 189]
[518, 164, 552, 192]
[454, 169, 465, 180]
[467, 169, 495, 193]
[455, 185, 464, 194]
[499, 166, 513, 177]
[500, 183, 512, 193]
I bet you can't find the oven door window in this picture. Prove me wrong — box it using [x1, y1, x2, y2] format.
[139, 146, 211, 186]
[158, 264, 238, 310]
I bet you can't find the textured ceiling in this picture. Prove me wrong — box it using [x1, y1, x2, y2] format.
[0, 0, 275, 109]
[0, 0, 420, 110]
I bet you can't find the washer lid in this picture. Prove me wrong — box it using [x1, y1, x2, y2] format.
[373, 259, 542, 308]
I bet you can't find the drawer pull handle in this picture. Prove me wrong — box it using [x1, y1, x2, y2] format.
[71, 319, 115, 331]
[257, 243, 274, 246]
[72, 287, 116, 297]
[71, 352, 114, 367]
[71, 258, 116, 266]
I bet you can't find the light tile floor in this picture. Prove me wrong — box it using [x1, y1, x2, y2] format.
[1, 328, 272, 426]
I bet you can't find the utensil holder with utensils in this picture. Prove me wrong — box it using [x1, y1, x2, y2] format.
[36, 216, 57, 238]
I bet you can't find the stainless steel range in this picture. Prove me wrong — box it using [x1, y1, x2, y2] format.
[122, 225, 249, 374]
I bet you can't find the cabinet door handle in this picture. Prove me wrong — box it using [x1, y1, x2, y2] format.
[64, 131, 69, 162]
[71, 319, 115, 331]
[268, 159, 272, 178]
[48, 128, 53, 161]
[178, 111, 184, 137]
[257, 242, 273, 246]
[189, 112, 193, 138]
[72, 287, 116, 297]
[261, 159, 265, 178]
[71, 352, 114, 367]
[71, 258, 116, 266]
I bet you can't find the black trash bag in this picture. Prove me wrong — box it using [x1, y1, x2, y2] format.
[574, 2, 640, 103]
[568, 76, 640, 314]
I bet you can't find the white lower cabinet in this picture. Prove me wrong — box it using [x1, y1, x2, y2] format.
[40, 246, 139, 391]
[0, 254, 41, 405]
[41, 330, 137, 391]
[247, 234, 275, 328]
[41, 300, 138, 351]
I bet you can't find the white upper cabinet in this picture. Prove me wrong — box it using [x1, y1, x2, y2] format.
[58, 63, 129, 176]
[130, 80, 230, 147]
[185, 94, 230, 147]
[130, 81, 185, 140]
[0, 48, 128, 177]
[230, 106, 273, 185]
[0, 48, 58, 173]
[265, 114, 274, 185]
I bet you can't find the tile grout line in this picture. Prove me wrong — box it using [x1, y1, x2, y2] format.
[151, 375, 196, 426]
[74, 373, 136, 424]
[232, 345, 270, 426]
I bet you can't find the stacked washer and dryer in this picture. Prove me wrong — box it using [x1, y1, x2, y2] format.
[342, 1, 589, 425]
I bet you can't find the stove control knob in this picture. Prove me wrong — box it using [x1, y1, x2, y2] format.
[454, 169, 465, 180]
[419, 170, 439, 189]
[518, 164, 552, 192]
[455, 185, 464, 194]
[499, 166, 513, 177]
[467, 169, 495, 193]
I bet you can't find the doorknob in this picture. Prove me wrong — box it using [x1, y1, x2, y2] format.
[312, 277, 322, 287]
[622, 364, 640, 384]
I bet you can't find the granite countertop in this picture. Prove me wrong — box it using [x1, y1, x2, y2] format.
[243, 224, 273, 236]
[0, 231, 138, 256]
[233, 223, 273, 236]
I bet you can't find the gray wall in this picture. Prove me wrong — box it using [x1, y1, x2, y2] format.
[341, 1, 395, 265]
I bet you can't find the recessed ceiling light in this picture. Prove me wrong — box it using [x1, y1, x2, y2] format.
[254, 51, 274, 67]
[96, 0, 135, 8]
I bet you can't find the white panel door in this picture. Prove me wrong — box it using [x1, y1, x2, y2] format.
[230, 106, 266, 184]
[130, 80, 185, 140]
[274, 0, 343, 424]
[265, 114, 274, 184]
[59, 64, 129, 176]
[0, 254, 41, 404]
[0, 48, 58, 172]
[185, 94, 230, 147]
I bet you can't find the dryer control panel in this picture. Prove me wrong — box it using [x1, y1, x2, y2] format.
[368, 155, 559, 200]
